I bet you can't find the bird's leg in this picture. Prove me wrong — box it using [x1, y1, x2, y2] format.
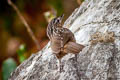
[75, 54, 77, 63]
[58, 59, 61, 73]
[59, 59, 63, 73]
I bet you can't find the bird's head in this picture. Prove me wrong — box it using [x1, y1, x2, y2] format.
[51, 14, 64, 27]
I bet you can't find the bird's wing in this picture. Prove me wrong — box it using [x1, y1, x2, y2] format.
[62, 28, 76, 42]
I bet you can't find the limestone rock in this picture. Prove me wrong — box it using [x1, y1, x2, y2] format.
[9, 0, 120, 80]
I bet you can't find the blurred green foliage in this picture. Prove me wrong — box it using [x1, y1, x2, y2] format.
[2, 58, 17, 80]
[17, 44, 27, 63]
[47, 0, 63, 16]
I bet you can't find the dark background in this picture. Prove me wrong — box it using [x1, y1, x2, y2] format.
[0, 0, 82, 80]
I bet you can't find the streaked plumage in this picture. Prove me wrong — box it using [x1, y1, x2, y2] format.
[47, 15, 85, 72]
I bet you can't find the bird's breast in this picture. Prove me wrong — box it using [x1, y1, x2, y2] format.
[50, 36, 62, 53]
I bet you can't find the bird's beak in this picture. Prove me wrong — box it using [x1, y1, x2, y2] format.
[60, 14, 64, 21]
[60, 14, 64, 20]
[58, 14, 64, 23]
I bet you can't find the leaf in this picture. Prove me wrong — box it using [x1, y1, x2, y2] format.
[17, 44, 26, 63]
[2, 58, 17, 80]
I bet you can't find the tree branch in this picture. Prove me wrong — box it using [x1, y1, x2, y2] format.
[8, 0, 41, 50]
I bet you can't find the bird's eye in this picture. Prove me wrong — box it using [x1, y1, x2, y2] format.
[56, 19, 59, 23]
[54, 19, 59, 24]
[52, 18, 60, 25]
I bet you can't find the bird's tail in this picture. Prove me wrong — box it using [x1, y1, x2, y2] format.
[63, 42, 85, 54]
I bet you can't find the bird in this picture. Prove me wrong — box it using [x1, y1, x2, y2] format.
[47, 14, 85, 72]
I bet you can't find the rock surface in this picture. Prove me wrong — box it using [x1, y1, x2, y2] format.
[9, 0, 120, 80]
